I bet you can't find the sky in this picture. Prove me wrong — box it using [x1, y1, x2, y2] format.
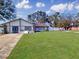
[12, 0, 79, 19]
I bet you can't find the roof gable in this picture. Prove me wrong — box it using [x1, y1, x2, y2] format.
[0, 18, 32, 25]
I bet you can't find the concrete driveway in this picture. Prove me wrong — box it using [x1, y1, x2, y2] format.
[0, 34, 23, 59]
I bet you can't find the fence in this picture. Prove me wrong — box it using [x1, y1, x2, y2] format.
[71, 27, 79, 30]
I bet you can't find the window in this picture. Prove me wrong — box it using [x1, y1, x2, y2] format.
[25, 26, 32, 31]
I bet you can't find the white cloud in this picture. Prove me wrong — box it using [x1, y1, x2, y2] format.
[50, 4, 67, 12]
[67, 3, 74, 11]
[23, 4, 32, 9]
[75, 5, 79, 10]
[36, 2, 45, 7]
[46, 3, 76, 14]
[72, 0, 79, 11]
[16, 0, 32, 9]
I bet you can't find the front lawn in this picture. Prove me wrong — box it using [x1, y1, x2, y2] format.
[8, 31, 79, 59]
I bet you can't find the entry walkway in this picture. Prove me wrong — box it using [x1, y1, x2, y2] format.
[0, 34, 23, 59]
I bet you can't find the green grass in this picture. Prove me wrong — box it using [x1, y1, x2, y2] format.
[8, 31, 79, 59]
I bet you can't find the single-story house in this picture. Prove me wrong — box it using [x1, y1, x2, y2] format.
[34, 22, 49, 32]
[0, 18, 34, 33]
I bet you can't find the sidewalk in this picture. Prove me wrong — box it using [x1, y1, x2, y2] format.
[0, 34, 23, 59]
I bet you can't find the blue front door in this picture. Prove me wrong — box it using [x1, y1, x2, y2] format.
[12, 26, 18, 33]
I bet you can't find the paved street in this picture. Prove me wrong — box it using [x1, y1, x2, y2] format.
[0, 34, 23, 59]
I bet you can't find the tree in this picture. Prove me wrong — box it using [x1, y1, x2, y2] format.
[0, 0, 16, 21]
[28, 11, 48, 23]
[55, 20, 71, 28]
[53, 12, 61, 27]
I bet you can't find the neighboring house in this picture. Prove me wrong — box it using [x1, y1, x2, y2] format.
[34, 22, 49, 32]
[0, 18, 33, 33]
